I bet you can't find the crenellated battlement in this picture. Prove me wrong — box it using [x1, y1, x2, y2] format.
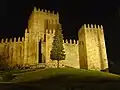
[79, 24, 104, 36]
[28, 7, 59, 35]
[78, 23, 108, 70]
[46, 29, 55, 35]
[25, 28, 28, 33]
[63, 39, 78, 44]
[0, 37, 25, 43]
[82, 24, 103, 29]
[33, 7, 59, 18]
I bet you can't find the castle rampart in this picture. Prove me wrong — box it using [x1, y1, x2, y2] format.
[45, 29, 80, 68]
[0, 37, 25, 66]
[0, 7, 108, 70]
[97, 25, 108, 70]
[45, 29, 55, 63]
[63, 39, 79, 68]
[78, 24, 108, 70]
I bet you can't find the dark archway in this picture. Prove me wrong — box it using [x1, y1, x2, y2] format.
[39, 40, 42, 63]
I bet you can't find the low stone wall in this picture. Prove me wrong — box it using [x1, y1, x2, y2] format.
[19, 61, 75, 69]
[46, 60, 75, 68]
[29, 63, 46, 69]
[46, 62, 65, 68]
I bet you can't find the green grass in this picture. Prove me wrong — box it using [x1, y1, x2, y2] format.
[0, 68, 38, 76]
[0, 68, 120, 90]
[10, 68, 120, 82]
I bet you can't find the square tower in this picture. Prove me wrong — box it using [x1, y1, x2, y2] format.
[26, 7, 60, 65]
[78, 24, 108, 70]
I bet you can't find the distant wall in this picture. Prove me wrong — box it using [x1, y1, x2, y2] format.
[45, 29, 80, 68]
[63, 39, 79, 68]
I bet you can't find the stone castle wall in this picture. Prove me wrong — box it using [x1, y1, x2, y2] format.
[27, 7, 60, 65]
[0, 7, 108, 70]
[45, 29, 79, 68]
[78, 26, 88, 69]
[97, 25, 108, 70]
[63, 39, 79, 68]
[45, 29, 55, 63]
[0, 37, 24, 66]
[28, 7, 59, 34]
[24, 28, 38, 65]
[78, 24, 108, 70]
[84, 24, 101, 70]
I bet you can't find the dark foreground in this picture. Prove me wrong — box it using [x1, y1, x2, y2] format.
[0, 68, 120, 90]
[0, 80, 120, 90]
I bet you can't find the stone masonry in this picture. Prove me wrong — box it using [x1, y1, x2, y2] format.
[0, 7, 108, 70]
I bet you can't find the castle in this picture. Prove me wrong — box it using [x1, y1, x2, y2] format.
[0, 7, 108, 70]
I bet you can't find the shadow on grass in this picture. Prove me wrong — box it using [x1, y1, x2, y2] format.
[0, 74, 120, 90]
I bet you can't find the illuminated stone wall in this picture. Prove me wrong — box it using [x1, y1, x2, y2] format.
[78, 24, 108, 70]
[27, 7, 59, 65]
[78, 26, 88, 69]
[0, 37, 24, 66]
[45, 30, 79, 68]
[63, 40, 79, 68]
[0, 7, 108, 70]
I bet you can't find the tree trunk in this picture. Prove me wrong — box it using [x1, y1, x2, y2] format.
[57, 60, 59, 68]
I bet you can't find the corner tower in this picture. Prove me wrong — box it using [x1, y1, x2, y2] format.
[78, 24, 108, 70]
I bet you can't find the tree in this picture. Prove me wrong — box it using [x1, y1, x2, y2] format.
[50, 25, 66, 68]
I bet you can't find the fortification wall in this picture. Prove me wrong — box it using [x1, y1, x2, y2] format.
[84, 24, 101, 70]
[78, 26, 88, 69]
[97, 25, 108, 70]
[0, 39, 5, 54]
[63, 39, 79, 68]
[27, 7, 60, 65]
[45, 28, 79, 68]
[0, 7, 108, 70]
[79, 24, 108, 70]
[45, 29, 55, 63]
[24, 28, 38, 65]
[0, 37, 24, 66]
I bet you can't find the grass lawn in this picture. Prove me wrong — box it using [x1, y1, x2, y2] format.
[0, 68, 120, 90]
[0, 68, 41, 77]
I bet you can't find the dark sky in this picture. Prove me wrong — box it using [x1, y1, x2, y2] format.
[0, 0, 120, 72]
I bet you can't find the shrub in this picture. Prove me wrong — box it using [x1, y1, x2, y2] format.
[2, 72, 14, 81]
[9, 64, 25, 70]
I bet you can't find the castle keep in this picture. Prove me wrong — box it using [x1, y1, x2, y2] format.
[0, 7, 108, 70]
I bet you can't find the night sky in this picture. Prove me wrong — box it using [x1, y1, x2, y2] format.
[1, 0, 120, 73]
